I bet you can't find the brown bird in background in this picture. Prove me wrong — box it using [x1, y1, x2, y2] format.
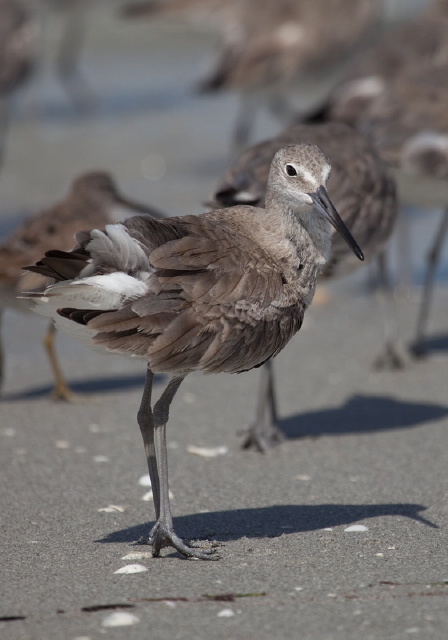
[210, 122, 398, 451]
[315, 0, 448, 357]
[0, 171, 164, 399]
[23, 144, 363, 558]
[120, 0, 381, 152]
[0, 0, 37, 165]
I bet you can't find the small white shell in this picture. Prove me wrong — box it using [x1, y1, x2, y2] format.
[101, 612, 140, 627]
[295, 474, 311, 481]
[142, 490, 173, 501]
[1, 428, 16, 437]
[344, 524, 369, 533]
[93, 455, 109, 463]
[55, 440, 70, 449]
[121, 551, 153, 560]
[114, 564, 148, 574]
[138, 474, 152, 487]
[98, 505, 125, 513]
[187, 445, 228, 458]
[217, 608, 235, 618]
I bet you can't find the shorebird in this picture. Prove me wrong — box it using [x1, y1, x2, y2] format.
[23, 144, 363, 559]
[322, 0, 448, 127]
[315, 0, 448, 356]
[0, 171, 163, 399]
[0, 0, 37, 164]
[358, 62, 448, 356]
[120, 0, 381, 152]
[210, 122, 398, 450]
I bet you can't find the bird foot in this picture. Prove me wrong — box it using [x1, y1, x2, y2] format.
[50, 384, 83, 402]
[239, 420, 285, 452]
[408, 340, 428, 359]
[372, 343, 406, 371]
[138, 521, 220, 560]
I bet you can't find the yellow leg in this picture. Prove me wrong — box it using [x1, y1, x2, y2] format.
[43, 322, 77, 401]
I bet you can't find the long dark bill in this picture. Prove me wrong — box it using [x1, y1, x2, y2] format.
[309, 186, 364, 261]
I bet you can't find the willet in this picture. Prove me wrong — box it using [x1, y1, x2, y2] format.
[23, 144, 363, 559]
[321, 0, 448, 127]
[210, 122, 398, 451]
[0, 0, 37, 165]
[316, 0, 448, 356]
[0, 171, 163, 399]
[120, 0, 381, 153]
[358, 62, 448, 357]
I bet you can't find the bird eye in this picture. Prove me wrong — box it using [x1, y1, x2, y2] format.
[285, 164, 297, 177]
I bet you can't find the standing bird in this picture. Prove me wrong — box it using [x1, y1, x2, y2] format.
[23, 144, 363, 559]
[210, 122, 398, 450]
[0, 171, 164, 399]
[120, 0, 381, 153]
[0, 0, 37, 166]
[317, 0, 448, 356]
[359, 63, 448, 356]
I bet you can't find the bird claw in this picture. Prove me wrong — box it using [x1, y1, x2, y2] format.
[50, 385, 83, 402]
[239, 420, 285, 452]
[139, 522, 221, 560]
[372, 343, 406, 371]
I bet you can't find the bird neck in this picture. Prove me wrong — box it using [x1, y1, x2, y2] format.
[264, 187, 333, 267]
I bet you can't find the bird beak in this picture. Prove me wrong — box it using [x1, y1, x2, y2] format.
[309, 186, 364, 261]
[115, 193, 164, 219]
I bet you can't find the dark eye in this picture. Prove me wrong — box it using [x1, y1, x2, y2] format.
[286, 164, 297, 176]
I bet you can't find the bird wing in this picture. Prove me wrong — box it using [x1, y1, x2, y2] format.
[77, 213, 304, 374]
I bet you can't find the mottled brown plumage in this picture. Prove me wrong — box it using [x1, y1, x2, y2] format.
[210, 122, 398, 450]
[23, 144, 363, 559]
[0, 171, 163, 398]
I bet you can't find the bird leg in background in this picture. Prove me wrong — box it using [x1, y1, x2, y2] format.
[56, 0, 94, 113]
[240, 359, 285, 452]
[372, 250, 405, 370]
[410, 207, 448, 358]
[138, 370, 218, 559]
[0, 309, 4, 391]
[43, 321, 77, 401]
[232, 93, 258, 156]
[0, 99, 10, 171]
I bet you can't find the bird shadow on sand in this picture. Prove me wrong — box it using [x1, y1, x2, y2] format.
[96, 503, 437, 546]
[278, 394, 448, 440]
[412, 333, 448, 356]
[1, 373, 166, 401]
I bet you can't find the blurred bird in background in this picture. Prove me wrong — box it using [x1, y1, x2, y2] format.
[309, 0, 448, 357]
[209, 121, 398, 451]
[0, 171, 164, 399]
[120, 0, 382, 153]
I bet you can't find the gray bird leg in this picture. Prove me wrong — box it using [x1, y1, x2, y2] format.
[43, 321, 77, 401]
[0, 309, 4, 392]
[410, 207, 448, 358]
[372, 250, 405, 370]
[241, 360, 285, 452]
[232, 93, 258, 156]
[137, 368, 160, 519]
[139, 372, 218, 559]
[56, 0, 94, 113]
